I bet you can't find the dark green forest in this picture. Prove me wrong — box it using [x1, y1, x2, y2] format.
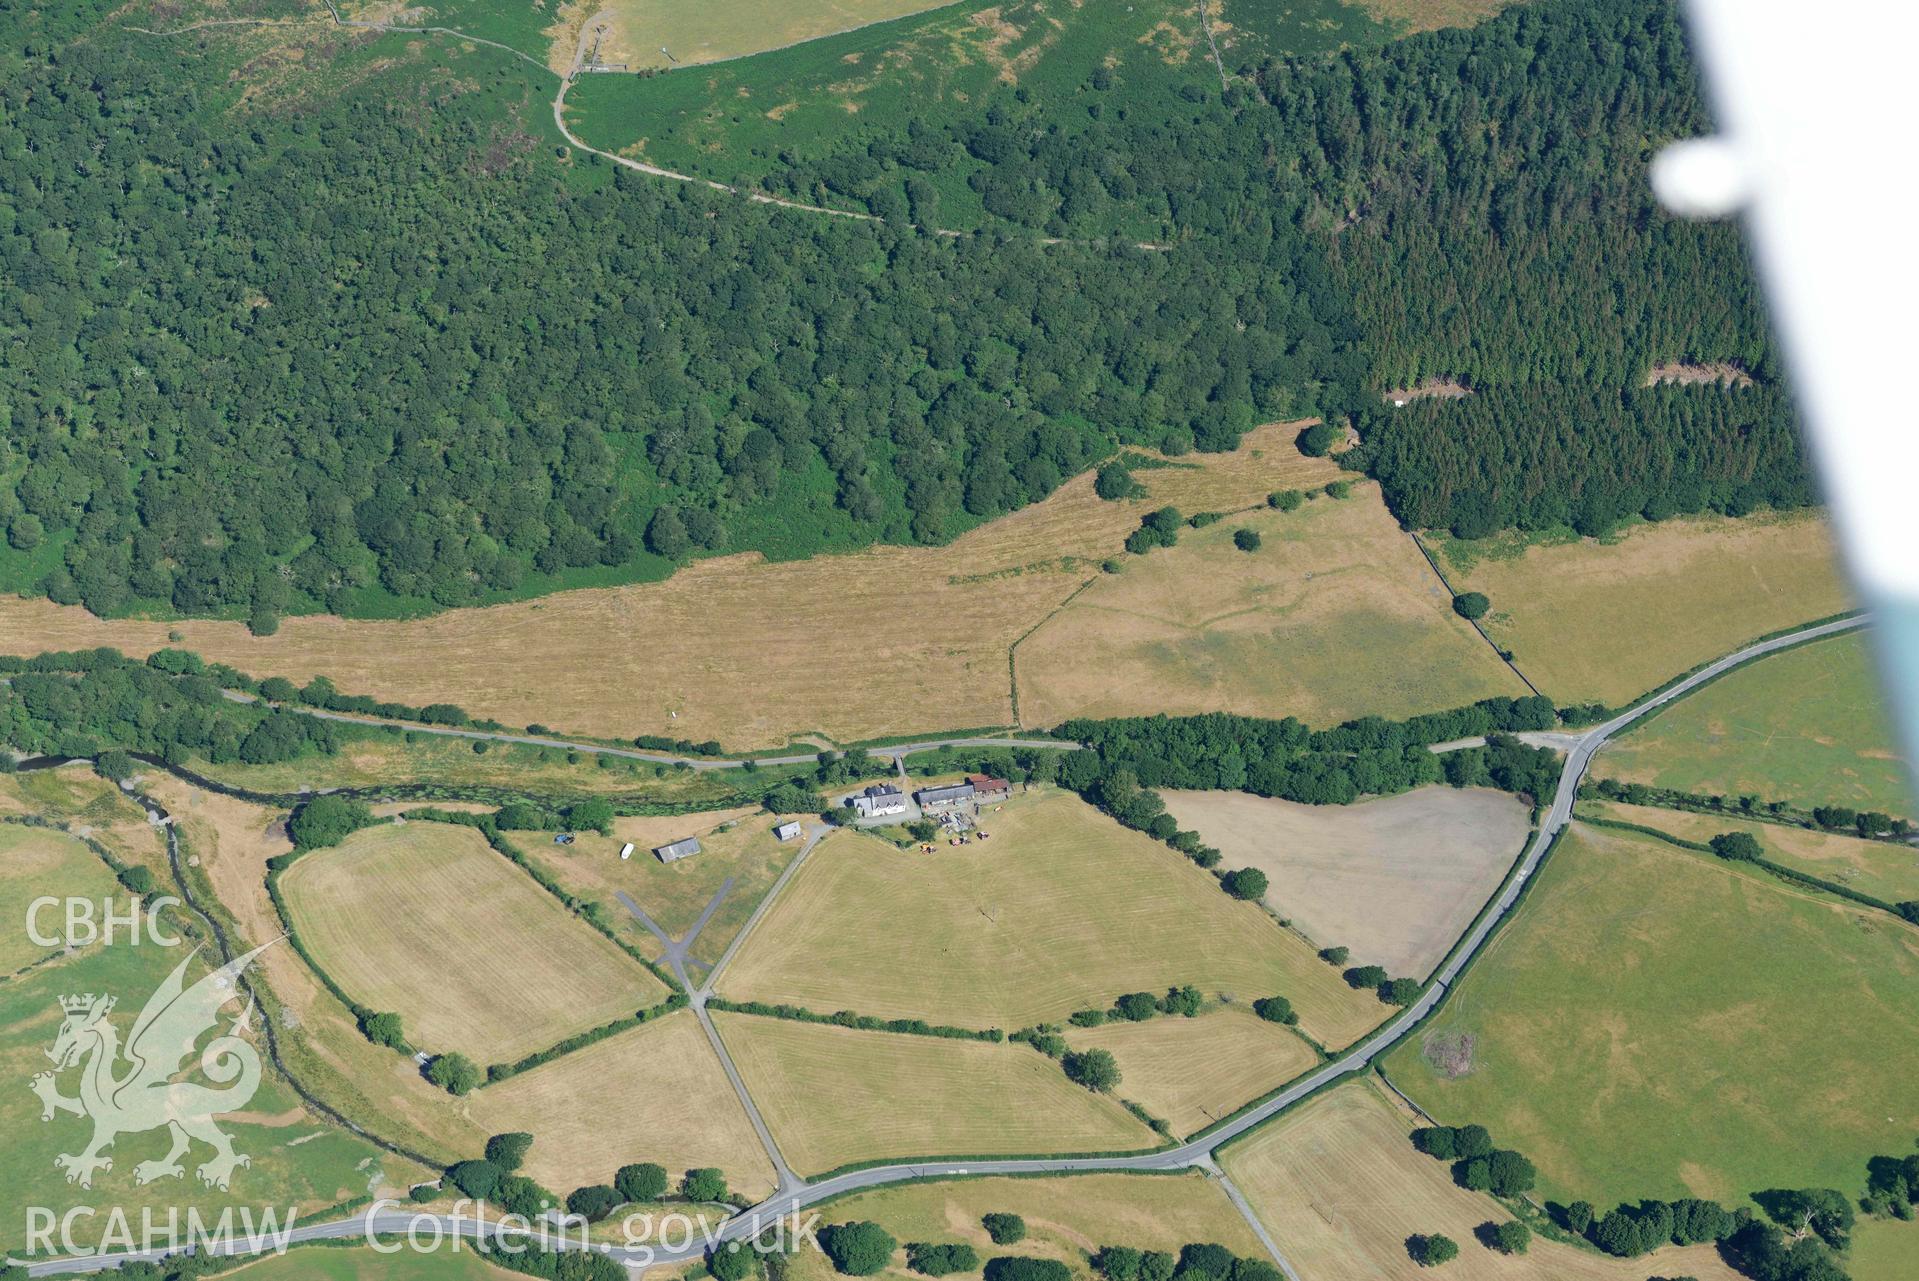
[0, 0, 1807, 623]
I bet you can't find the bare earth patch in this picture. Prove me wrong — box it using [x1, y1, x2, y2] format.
[1159, 786, 1532, 977]
[1644, 360, 1755, 388]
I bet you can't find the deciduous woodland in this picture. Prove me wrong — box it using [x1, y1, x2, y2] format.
[0, 0, 1803, 628]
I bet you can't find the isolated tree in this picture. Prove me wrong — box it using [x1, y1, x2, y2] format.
[983, 1214, 1027, 1245]
[1485, 1220, 1530, 1254]
[1221, 867, 1268, 900]
[426, 1053, 482, 1097]
[288, 794, 374, 849]
[820, 1221, 898, 1276]
[1709, 831, 1763, 862]
[1267, 490, 1304, 512]
[1407, 1234, 1458, 1267]
[907, 1242, 980, 1276]
[1232, 528, 1261, 552]
[486, 1132, 534, 1172]
[358, 1011, 405, 1049]
[616, 1162, 668, 1203]
[567, 1184, 620, 1221]
[1451, 592, 1490, 620]
[1063, 1049, 1120, 1092]
[681, 1168, 729, 1204]
[1297, 422, 1340, 456]
[1252, 996, 1297, 1025]
[1318, 946, 1349, 966]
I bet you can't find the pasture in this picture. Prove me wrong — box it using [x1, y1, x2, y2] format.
[0, 423, 1335, 748]
[1221, 1081, 1742, 1281]
[1062, 1007, 1317, 1137]
[716, 791, 1383, 1047]
[593, 0, 949, 73]
[0, 823, 124, 974]
[1427, 510, 1851, 706]
[0, 877, 408, 1251]
[225, 1244, 518, 1279]
[1581, 799, 1919, 909]
[1016, 481, 1527, 729]
[1355, 0, 1525, 31]
[792, 1171, 1261, 1281]
[1848, 1216, 1919, 1281]
[144, 774, 492, 1163]
[1595, 630, 1912, 816]
[0, 762, 170, 884]
[279, 821, 668, 1063]
[1381, 821, 1919, 1205]
[1159, 786, 1532, 977]
[510, 808, 807, 967]
[711, 1013, 1154, 1174]
[468, 1011, 778, 1200]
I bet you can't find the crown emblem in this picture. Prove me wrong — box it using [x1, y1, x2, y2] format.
[60, 993, 107, 1014]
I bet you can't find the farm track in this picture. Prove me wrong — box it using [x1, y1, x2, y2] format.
[20, 614, 1871, 1278]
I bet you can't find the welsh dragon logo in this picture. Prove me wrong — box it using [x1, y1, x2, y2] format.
[29, 941, 275, 1190]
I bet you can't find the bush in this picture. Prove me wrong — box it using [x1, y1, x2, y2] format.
[358, 1010, 405, 1049]
[1324, 481, 1352, 499]
[1490, 1220, 1530, 1254]
[615, 1162, 668, 1203]
[1406, 1234, 1457, 1267]
[1267, 490, 1304, 512]
[1297, 422, 1340, 456]
[567, 1184, 621, 1221]
[117, 864, 155, 896]
[407, 1182, 439, 1204]
[710, 1242, 760, 1281]
[1096, 464, 1144, 501]
[426, 1053, 483, 1096]
[1091, 1246, 1142, 1280]
[1317, 946, 1349, 966]
[1251, 995, 1297, 1025]
[1343, 965, 1389, 990]
[1069, 1009, 1107, 1028]
[1114, 992, 1159, 1021]
[907, 1243, 981, 1276]
[1220, 867, 1267, 900]
[982, 1260, 1069, 1281]
[1232, 528, 1261, 552]
[982, 1214, 1027, 1245]
[1708, 831, 1763, 861]
[486, 1132, 534, 1172]
[1450, 592, 1490, 620]
[1378, 977, 1420, 1005]
[288, 794, 375, 849]
[820, 1221, 898, 1276]
[444, 1159, 501, 1200]
[681, 1167, 729, 1203]
[1159, 984, 1203, 1017]
[1062, 1049, 1121, 1092]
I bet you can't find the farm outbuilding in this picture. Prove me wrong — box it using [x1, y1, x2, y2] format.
[916, 782, 976, 810]
[968, 775, 1011, 802]
[773, 821, 804, 841]
[654, 837, 703, 863]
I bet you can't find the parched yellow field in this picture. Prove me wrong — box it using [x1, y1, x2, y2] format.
[1582, 799, 1919, 908]
[509, 809, 809, 967]
[1222, 1081, 1743, 1281]
[1160, 787, 1532, 977]
[1063, 1008, 1317, 1137]
[0, 424, 1334, 748]
[0, 824, 124, 974]
[1429, 510, 1851, 706]
[1017, 481, 1527, 729]
[792, 1172, 1262, 1281]
[591, 0, 950, 72]
[0, 763, 170, 884]
[468, 1011, 777, 1201]
[280, 822, 668, 1063]
[712, 1013, 1155, 1174]
[1354, 0, 1523, 31]
[718, 791, 1383, 1047]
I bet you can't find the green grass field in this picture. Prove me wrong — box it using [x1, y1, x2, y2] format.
[225, 1243, 516, 1279]
[0, 824, 124, 974]
[1581, 799, 1919, 909]
[0, 842, 405, 1253]
[1383, 821, 1919, 1207]
[1596, 631, 1913, 817]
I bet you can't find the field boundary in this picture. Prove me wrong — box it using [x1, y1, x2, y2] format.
[1577, 812, 1918, 925]
[706, 997, 1005, 1043]
[1007, 573, 1103, 728]
[1407, 531, 1543, 697]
